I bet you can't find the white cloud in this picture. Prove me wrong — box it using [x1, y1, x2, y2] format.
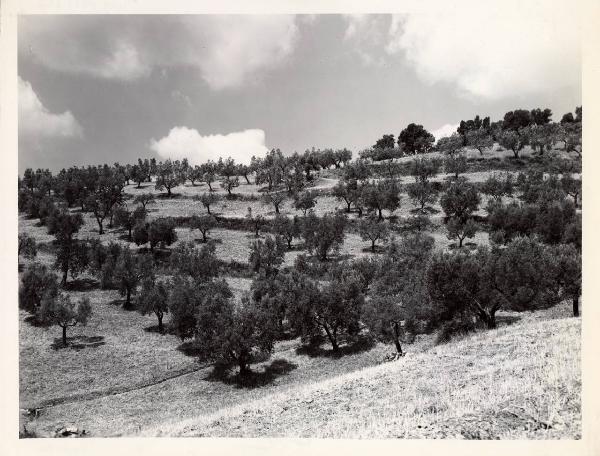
[431, 123, 459, 142]
[184, 16, 299, 90]
[386, 2, 580, 99]
[96, 41, 150, 80]
[19, 77, 82, 138]
[342, 15, 388, 67]
[19, 15, 299, 90]
[150, 127, 268, 166]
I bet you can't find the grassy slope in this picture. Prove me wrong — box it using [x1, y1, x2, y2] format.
[145, 313, 581, 439]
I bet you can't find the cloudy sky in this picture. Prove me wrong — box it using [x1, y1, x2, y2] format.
[18, 6, 581, 173]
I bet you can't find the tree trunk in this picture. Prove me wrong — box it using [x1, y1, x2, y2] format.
[458, 236, 464, 248]
[573, 295, 580, 317]
[97, 219, 104, 235]
[513, 149, 519, 159]
[275, 205, 280, 214]
[167, 187, 172, 197]
[392, 322, 403, 355]
[157, 312, 164, 333]
[371, 240, 376, 252]
[346, 201, 352, 212]
[378, 208, 383, 220]
[62, 325, 68, 347]
[137, 181, 141, 188]
[238, 355, 250, 376]
[481, 309, 496, 329]
[202, 231, 207, 243]
[287, 239, 292, 249]
[124, 288, 131, 309]
[323, 325, 339, 352]
[208, 182, 213, 191]
[244, 175, 251, 185]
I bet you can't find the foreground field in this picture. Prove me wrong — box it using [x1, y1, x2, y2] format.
[20, 301, 579, 438]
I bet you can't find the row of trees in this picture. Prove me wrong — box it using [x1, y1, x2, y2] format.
[369, 106, 582, 162]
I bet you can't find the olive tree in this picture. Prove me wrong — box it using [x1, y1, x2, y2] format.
[39, 294, 92, 347]
[19, 263, 59, 315]
[249, 235, 287, 277]
[358, 217, 390, 252]
[195, 292, 278, 376]
[272, 214, 301, 249]
[302, 212, 347, 261]
[288, 271, 364, 352]
[197, 192, 221, 215]
[190, 214, 217, 243]
[137, 278, 169, 333]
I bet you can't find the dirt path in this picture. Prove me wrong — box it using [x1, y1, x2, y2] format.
[23, 363, 210, 412]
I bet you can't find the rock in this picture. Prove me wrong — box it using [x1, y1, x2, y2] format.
[382, 352, 406, 363]
[54, 425, 86, 438]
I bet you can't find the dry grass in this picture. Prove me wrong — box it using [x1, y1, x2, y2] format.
[19, 302, 578, 438]
[148, 309, 580, 439]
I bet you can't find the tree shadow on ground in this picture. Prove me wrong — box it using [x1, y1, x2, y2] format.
[175, 340, 203, 357]
[295, 334, 376, 359]
[204, 358, 298, 389]
[193, 238, 223, 245]
[50, 335, 106, 351]
[495, 315, 521, 327]
[448, 242, 479, 251]
[65, 277, 99, 292]
[23, 315, 51, 328]
[409, 207, 440, 215]
[360, 246, 385, 254]
[108, 298, 137, 312]
[117, 233, 134, 242]
[144, 324, 174, 336]
[156, 192, 182, 199]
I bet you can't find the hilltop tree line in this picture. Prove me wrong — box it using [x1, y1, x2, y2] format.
[370, 106, 582, 161]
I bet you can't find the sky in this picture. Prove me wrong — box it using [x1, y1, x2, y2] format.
[17, 6, 581, 173]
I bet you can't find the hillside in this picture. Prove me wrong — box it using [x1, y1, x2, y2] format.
[144, 313, 581, 439]
[17, 146, 582, 439]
